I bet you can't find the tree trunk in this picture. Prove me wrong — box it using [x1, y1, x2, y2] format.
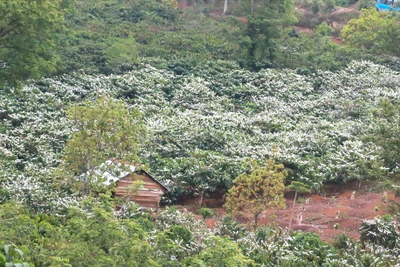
[254, 213, 259, 229]
[250, 0, 254, 13]
[223, 0, 228, 14]
[198, 189, 204, 206]
[288, 191, 298, 231]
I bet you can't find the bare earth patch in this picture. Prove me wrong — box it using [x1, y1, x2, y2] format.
[182, 183, 399, 243]
[270, 189, 397, 242]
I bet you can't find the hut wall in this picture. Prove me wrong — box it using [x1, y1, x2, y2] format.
[114, 173, 165, 210]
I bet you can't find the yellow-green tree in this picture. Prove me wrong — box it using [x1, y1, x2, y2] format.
[224, 159, 286, 228]
[341, 8, 400, 56]
[60, 95, 145, 195]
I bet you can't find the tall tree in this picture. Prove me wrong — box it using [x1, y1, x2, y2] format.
[224, 159, 286, 228]
[0, 0, 70, 85]
[245, 0, 296, 67]
[59, 95, 146, 195]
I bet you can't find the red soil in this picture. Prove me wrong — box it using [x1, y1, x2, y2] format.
[271, 188, 397, 242]
[182, 182, 399, 243]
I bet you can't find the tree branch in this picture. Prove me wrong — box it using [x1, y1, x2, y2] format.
[0, 23, 22, 38]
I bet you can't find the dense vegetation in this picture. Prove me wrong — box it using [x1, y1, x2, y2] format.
[1, 0, 400, 265]
[1, 201, 400, 266]
[3, 60, 399, 202]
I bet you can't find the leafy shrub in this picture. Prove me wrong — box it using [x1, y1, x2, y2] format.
[333, 233, 354, 249]
[0, 244, 31, 267]
[166, 225, 193, 244]
[359, 215, 400, 249]
[217, 216, 246, 240]
[197, 207, 214, 220]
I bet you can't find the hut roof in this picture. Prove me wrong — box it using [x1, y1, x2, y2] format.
[86, 160, 168, 192]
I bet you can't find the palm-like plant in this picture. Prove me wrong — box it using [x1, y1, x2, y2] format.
[287, 181, 310, 231]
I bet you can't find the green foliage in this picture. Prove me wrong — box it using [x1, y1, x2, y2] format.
[0, 244, 30, 267]
[103, 37, 139, 69]
[288, 232, 333, 265]
[225, 159, 286, 227]
[273, 28, 357, 72]
[0, 200, 162, 267]
[315, 22, 334, 36]
[0, 0, 68, 85]
[57, 0, 181, 74]
[311, 0, 322, 14]
[59, 95, 145, 194]
[245, 0, 297, 68]
[359, 215, 400, 249]
[197, 207, 214, 220]
[217, 216, 246, 240]
[333, 233, 354, 249]
[188, 236, 255, 267]
[287, 181, 311, 193]
[3, 59, 400, 209]
[357, 0, 375, 9]
[166, 225, 193, 244]
[1, 199, 400, 266]
[58, 0, 247, 74]
[3, 0, 400, 263]
[328, 139, 388, 185]
[0, 188, 10, 204]
[369, 99, 400, 171]
[341, 8, 400, 56]
[388, 202, 400, 224]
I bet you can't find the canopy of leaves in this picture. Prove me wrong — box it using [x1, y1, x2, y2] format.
[2, 198, 400, 267]
[0, 0, 69, 85]
[359, 215, 400, 249]
[369, 99, 400, 171]
[60, 95, 145, 194]
[341, 8, 400, 57]
[245, 0, 297, 67]
[225, 159, 286, 226]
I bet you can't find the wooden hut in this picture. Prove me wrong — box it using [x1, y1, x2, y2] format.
[113, 169, 168, 210]
[93, 160, 168, 210]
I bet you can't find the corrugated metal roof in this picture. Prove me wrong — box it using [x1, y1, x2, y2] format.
[80, 159, 169, 192]
[99, 160, 136, 186]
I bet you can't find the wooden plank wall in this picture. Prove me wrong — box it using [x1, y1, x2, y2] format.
[114, 173, 165, 210]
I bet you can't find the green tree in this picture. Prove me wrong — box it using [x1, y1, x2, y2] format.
[185, 236, 254, 267]
[224, 159, 286, 228]
[245, 0, 296, 67]
[359, 215, 400, 249]
[287, 181, 310, 231]
[341, 8, 400, 56]
[329, 140, 387, 189]
[59, 95, 145, 195]
[370, 99, 400, 171]
[0, 0, 70, 85]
